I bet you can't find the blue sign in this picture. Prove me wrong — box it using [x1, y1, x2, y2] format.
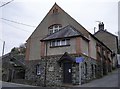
[76, 57, 84, 63]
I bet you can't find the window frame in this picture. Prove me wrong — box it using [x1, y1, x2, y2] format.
[48, 24, 62, 35]
[36, 64, 41, 76]
[50, 39, 70, 47]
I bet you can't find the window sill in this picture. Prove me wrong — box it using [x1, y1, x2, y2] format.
[50, 45, 70, 48]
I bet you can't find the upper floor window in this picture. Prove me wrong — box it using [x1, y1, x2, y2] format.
[48, 24, 62, 35]
[50, 39, 70, 47]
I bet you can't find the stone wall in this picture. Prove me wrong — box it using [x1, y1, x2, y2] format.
[81, 57, 97, 84]
[25, 54, 97, 87]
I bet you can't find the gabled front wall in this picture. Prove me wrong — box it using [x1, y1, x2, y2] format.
[26, 4, 90, 60]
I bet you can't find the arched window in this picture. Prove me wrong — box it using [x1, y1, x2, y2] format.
[84, 62, 87, 76]
[91, 64, 94, 76]
[48, 24, 62, 34]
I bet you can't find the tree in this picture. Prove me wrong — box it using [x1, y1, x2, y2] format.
[19, 43, 26, 54]
[11, 43, 26, 55]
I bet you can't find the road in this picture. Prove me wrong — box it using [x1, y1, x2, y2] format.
[76, 69, 119, 87]
[1, 81, 37, 87]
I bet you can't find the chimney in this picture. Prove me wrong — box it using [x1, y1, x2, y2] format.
[98, 22, 104, 30]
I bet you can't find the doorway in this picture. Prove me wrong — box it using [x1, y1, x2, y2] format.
[63, 62, 72, 83]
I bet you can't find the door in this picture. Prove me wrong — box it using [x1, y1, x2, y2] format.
[63, 62, 72, 83]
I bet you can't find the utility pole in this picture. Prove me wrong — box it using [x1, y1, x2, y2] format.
[94, 27, 96, 34]
[2, 41, 5, 57]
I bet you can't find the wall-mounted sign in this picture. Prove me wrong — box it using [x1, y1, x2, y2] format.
[76, 57, 84, 63]
[48, 66, 54, 72]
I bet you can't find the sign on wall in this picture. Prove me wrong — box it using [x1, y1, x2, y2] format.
[48, 66, 54, 72]
[75, 57, 84, 63]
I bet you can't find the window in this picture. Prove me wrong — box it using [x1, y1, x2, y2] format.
[53, 8, 58, 14]
[50, 41, 55, 47]
[36, 65, 41, 76]
[50, 39, 70, 47]
[91, 64, 94, 76]
[56, 40, 60, 46]
[61, 39, 65, 45]
[48, 24, 62, 35]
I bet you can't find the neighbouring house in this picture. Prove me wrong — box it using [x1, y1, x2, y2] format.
[94, 22, 119, 69]
[25, 3, 113, 86]
[2, 53, 25, 82]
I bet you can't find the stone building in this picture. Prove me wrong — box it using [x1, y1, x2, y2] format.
[25, 3, 112, 86]
[94, 22, 119, 69]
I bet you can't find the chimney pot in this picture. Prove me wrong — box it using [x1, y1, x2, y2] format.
[99, 22, 104, 30]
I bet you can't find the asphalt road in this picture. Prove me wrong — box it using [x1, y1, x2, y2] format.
[76, 69, 119, 87]
[1, 81, 36, 87]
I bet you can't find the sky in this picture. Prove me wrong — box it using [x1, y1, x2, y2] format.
[0, 0, 119, 56]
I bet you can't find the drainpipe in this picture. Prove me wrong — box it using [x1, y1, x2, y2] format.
[79, 62, 82, 85]
[44, 41, 47, 87]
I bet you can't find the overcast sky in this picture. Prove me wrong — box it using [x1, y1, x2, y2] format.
[0, 0, 119, 56]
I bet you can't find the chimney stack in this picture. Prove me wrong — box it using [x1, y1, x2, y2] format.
[99, 22, 104, 30]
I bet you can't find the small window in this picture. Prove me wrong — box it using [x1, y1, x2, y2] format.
[53, 8, 58, 14]
[61, 39, 65, 45]
[36, 65, 41, 76]
[50, 41, 56, 47]
[54, 29, 58, 33]
[48, 24, 62, 35]
[54, 25, 58, 28]
[56, 40, 60, 46]
[50, 29, 53, 34]
[84, 62, 87, 76]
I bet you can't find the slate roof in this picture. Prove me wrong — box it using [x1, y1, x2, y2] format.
[41, 25, 86, 41]
[94, 29, 118, 38]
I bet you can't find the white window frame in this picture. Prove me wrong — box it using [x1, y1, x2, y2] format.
[50, 39, 70, 47]
[49, 25, 62, 34]
[36, 65, 41, 76]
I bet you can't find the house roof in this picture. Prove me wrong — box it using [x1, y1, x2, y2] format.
[41, 25, 88, 41]
[89, 32, 112, 52]
[94, 29, 118, 38]
[94, 29, 118, 52]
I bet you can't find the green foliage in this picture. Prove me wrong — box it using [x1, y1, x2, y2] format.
[11, 43, 26, 56]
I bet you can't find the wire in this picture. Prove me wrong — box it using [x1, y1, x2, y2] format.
[2, 21, 32, 33]
[1, 18, 36, 27]
[0, 0, 14, 8]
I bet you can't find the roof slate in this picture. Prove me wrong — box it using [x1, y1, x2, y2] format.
[94, 30, 118, 38]
[41, 25, 84, 41]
